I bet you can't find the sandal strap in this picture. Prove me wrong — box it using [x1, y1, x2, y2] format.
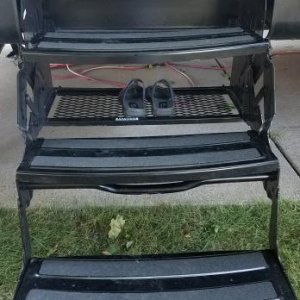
[151, 79, 174, 101]
[122, 79, 145, 99]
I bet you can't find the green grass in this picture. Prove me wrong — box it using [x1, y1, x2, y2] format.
[0, 201, 299, 299]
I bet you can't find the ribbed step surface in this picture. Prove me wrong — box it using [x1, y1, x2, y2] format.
[25, 284, 276, 300]
[23, 27, 268, 63]
[17, 131, 278, 189]
[14, 251, 296, 299]
[33, 27, 259, 52]
[28, 27, 261, 52]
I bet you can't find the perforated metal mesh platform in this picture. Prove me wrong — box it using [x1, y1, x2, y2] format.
[47, 87, 240, 125]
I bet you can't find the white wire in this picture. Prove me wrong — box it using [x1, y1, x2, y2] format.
[165, 62, 195, 87]
[81, 65, 144, 74]
[66, 64, 125, 87]
[66, 64, 93, 80]
[66, 63, 195, 87]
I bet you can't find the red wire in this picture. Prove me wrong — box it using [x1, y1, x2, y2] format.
[51, 62, 222, 87]
[272, 51, 300, 57]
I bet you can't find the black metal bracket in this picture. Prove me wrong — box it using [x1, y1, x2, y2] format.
[17, 62, 54, 141]
[231, 55, 262, 131]
[17, 188, 33, 264]
[231, 54, 276, 134]
[262, 56, 275, 134]
[264, 172, 280, 252]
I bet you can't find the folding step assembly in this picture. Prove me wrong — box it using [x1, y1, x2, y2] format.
[0, 0, 297, 299]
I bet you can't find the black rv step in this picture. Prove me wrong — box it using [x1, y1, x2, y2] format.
[31, 27, 260, 52]
[23, 27, 268, 63]
[14, 251, 296, 299]
[17, 131, 279, 191]
[46, 87, 241, 126]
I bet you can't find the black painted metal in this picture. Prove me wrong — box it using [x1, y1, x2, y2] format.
[1, 0, 295, 298]
[41, 0, 245, 29]
[16, 131, 279, 189]
[46, 87, 240, 126]
[0, 0, 20, 43]
[22, 27, 265, 64]
[2, 0, 300, 48]
[13, 251, 296, 300]
[1, 0, 272, 62]
[22, 43, 270, 64]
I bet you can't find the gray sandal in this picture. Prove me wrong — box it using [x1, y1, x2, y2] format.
[119, 79, 146, 117]
[147, 80, 175, 117]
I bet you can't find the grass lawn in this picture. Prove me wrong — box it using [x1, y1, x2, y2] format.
[0, 201, 299, 299]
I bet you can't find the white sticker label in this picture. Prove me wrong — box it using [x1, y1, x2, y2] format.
[115, 117, 139, 121]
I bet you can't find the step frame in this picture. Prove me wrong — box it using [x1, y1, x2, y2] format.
[17, 54, 274, 142]
[16, 130, 281, 263]
[4, 0, 296, 297]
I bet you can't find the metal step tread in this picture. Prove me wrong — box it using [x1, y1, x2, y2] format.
[14, 251, 296, 299]
[47, 87, 241, 126]
[16, 131, 278, 188]
[28, 27, 262, 53]
[43, 27, 246, 41]
[22, 26, 268, 63]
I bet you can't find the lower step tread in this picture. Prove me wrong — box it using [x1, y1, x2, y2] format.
[39, 252, 266, 278]
[14, 251, 296, 300]
[26, 282, 276, 300]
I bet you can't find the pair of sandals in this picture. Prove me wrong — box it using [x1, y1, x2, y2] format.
[119, 79, 175, 117]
